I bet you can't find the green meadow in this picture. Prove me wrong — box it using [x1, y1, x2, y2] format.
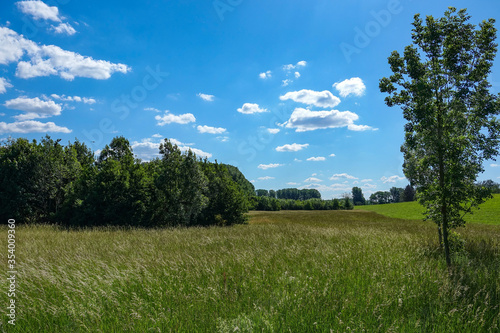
[355, 194, 500, 225]
[1, 208, 499, 332]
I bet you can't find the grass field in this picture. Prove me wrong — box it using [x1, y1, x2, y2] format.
[1, 210, 499, 332]
[355, 193, 500, 225]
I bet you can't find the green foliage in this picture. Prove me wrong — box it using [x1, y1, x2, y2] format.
[0, 136, 83, 223]
[1, 136, 251, 228]
[198, 160, 248, 226]
[380, 7, 500, 266]
[352, 186, 366, 205]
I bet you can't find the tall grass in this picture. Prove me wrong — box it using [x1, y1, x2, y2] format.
[1, 211, 499, 332]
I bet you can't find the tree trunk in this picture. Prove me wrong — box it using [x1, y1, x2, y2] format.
[438, 225, 443, 247]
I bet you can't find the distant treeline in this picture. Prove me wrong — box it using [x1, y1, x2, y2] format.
[250, 196, 353, 211]
[0, 136, 254, 227]
[255, 188, 321, 200]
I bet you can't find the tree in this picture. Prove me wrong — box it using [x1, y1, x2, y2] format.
[379, 8, 500, 266]
[402, 185, 416, 202]
[256, 189, 269, 197]
[352, 186, 366, 205]
[389, 187, 404, 203]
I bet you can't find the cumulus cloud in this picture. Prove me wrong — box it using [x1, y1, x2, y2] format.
[16, 1, 77, 36]
[330, 173, 358, 180]
[267, 128, 280, 134]
[131, 138, 212, 160]
[258, 163, 283, 170]
[237, 103, 268, 114]
[0, 78, 13, 94]
[259, 70, 272, 79]
[51, 23, 76, 36]
[333, 77, 366, 97]
[276, 143, 309, 152]
[329, 153, 336, 157]
[283, 60, 307, 71]
[283, 107, 375, 132]
[304, 177, 323, 183]
[381, 175, 405, 183]
[4, 96, 62, 120]
[50, 94, 96, 104]
[280, 89, 340, 108]
[16, 1, 61, 22]
[155, 110, 196, 125]
[307, 156, 326, 162]
[0, 120, 71, 133]
[258, 176, 274, 181]
[0, 27, 129, 80]
[197, 125, 226, 134]
[197, 93, 214, 102]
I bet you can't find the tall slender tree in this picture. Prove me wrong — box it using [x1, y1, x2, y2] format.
[380, 8, 500, 266]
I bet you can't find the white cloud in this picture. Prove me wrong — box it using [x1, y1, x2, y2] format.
[217, 136, 229, 142]
[258, 163, 283, 170]
[16, 1, 77, 36]
[276, 143, 309, 152]
[307, 156, 326, 161]
[4, 96, 62, 120]
[381, 175, 406, 183]
[280, 90, 341, 108]
[237, 103, 268, 114]
[197, 93, 214, 102]
[131, 138, 211, 160]
[51, 23, 76, 36]
[259, 70, 272, 79]
[329, 153, 336, 157]
[361, 179, 373, 183]
[144, 107, 161, 113]
[283, 60, 307, 71]
[281, 79, 292, 87]
[330, 173, 358, 180]
[491, 163, 499, 167]
[258, 176, 275, 181]
[197, 125, 226, 134]
[333, 77, 366, 98]
[152, 134, 163, 138]
[294, 72, 301, 78]
[304, 177, 323, 183]
[283, 107, 375, 132]
[16, 1, 61, 22]
[155, 110, 196, 125]
[0, 120, 71, 133]
[50, 94, 96, 104]
[0, 27, 129, 80]
[287, 182, 300, 186]
[0, 78, 13, 94]
[362, 183, 377, 189]
[267, 128, 280, 134]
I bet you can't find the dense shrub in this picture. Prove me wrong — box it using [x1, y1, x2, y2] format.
[1, 136, 250, 227]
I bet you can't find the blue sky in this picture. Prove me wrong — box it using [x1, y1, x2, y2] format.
[1, 0, 499, 199]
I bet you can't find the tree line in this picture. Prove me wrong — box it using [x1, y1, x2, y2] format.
[0, 136, 253, 227]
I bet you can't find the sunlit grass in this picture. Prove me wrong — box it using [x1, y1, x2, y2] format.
[355, 193, 500, 225]
[0, 211, 498, 332]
